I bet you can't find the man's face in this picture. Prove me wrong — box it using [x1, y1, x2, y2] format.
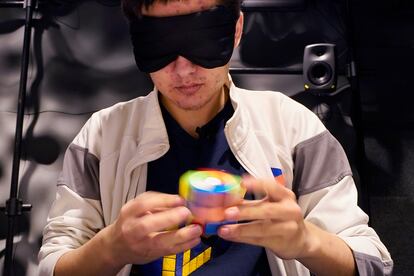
[142, 0, 243, 113]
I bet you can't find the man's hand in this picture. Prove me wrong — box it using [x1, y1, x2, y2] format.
[105, 191, 202, 268]
[217, 176, 312, 259]
[217, 176, 356, 276]
[54, 191, 202, 276]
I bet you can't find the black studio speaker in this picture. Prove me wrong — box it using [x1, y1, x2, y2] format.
[303, 43, 337, 94]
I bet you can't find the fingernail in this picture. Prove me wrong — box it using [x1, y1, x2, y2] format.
[189, 224, 202, 235]
[225, 207, 239, 218]
[179, 207, 191, 216]
[176, 196, 186, 205]
[219, 226, 230, 237]
[242, 176, 254, 188]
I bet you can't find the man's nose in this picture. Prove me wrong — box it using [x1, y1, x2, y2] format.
[172, 56, 197, 77]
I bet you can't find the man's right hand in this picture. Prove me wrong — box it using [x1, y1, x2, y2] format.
[105, 191, 202, 268]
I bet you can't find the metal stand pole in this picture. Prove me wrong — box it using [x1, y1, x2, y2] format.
[0, 0, 36, 274]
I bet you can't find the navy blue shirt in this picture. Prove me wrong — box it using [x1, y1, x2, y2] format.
[130, 99, 271, 276]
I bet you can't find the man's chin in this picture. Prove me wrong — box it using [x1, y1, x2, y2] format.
[175, 102, 206, 111]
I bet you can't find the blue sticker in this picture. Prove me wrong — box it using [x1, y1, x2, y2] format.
[204, 220, 237, 235]
[271, 167, 283, 177]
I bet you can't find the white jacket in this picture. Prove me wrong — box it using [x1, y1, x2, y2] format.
[39, 81, 393, 275]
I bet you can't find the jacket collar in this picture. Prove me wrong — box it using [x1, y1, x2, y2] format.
[138, 76, 251, 158]
[127, 88, 170, 168]
[226, 77, 250, 149]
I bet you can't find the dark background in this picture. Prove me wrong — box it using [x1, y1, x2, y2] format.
[0, 0, 413, 275]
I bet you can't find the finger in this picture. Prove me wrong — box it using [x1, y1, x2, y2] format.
[217, 220, 268, 245]
[131, 206, 192, 236]
[154, 224, 203, 251]
[240, 198, 267, 206]
[165, 224, 203, 245]
[242, 176, 295, 202]
[218, 220, 299, 244]
[224, 200, 302, 222]
[163, 236, 201, 256]
[125, 192, 186, 217]
[170, 237, 201, 255]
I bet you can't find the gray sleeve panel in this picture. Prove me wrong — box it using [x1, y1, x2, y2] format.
[57, 143, 100, 200]
[292, 130, 353, 196]
[354, 251, 393, 276]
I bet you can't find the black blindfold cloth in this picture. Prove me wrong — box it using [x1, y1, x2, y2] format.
[129, 5, 239, 73]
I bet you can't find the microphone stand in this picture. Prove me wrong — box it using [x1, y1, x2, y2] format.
[0, 0, 37, 275]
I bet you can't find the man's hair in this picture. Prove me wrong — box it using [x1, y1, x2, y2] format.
[121, 0, 241, 21]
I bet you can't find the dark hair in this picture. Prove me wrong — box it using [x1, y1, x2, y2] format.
[121, 0, 241, 21]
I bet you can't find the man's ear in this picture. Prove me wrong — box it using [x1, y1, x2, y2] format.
[234, 12, 244, 48]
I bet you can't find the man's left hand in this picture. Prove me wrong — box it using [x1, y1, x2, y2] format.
[217, 176, 317, 260]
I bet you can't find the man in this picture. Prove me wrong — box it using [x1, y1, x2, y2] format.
[38, 0, 393, 275]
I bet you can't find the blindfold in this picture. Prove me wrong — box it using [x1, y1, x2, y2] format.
[129, 5, 239, 73]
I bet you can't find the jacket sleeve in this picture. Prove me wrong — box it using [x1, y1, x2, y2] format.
[298, 175, 393, 275]
[288, 106, 393, 275]
[38, 113, 105, 276]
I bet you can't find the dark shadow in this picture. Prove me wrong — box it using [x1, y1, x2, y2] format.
[364, 128, 414, 197]
[21, 135, 61, 165]
[351, 0, 414, 197]
[0, 19, 25, 34]
[369, 195, 414, 276]
[40, 4, 153, 110]
[0, 209, 7, 240]
[239, 0, 349, 73]
[9, 253, 25, 276]
[0, 213, 33, 275]
[45, 57, 152, 98]
[2, 51, 21, 71]
[0, 211, 30, 251]
[40, 0, 121, 17]
[349, 2, 414, 274]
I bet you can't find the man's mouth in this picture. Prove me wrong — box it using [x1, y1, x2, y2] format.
[176, 83, 203, 94]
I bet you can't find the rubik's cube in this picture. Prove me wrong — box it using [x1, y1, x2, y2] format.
[179, 169, 246, 235]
